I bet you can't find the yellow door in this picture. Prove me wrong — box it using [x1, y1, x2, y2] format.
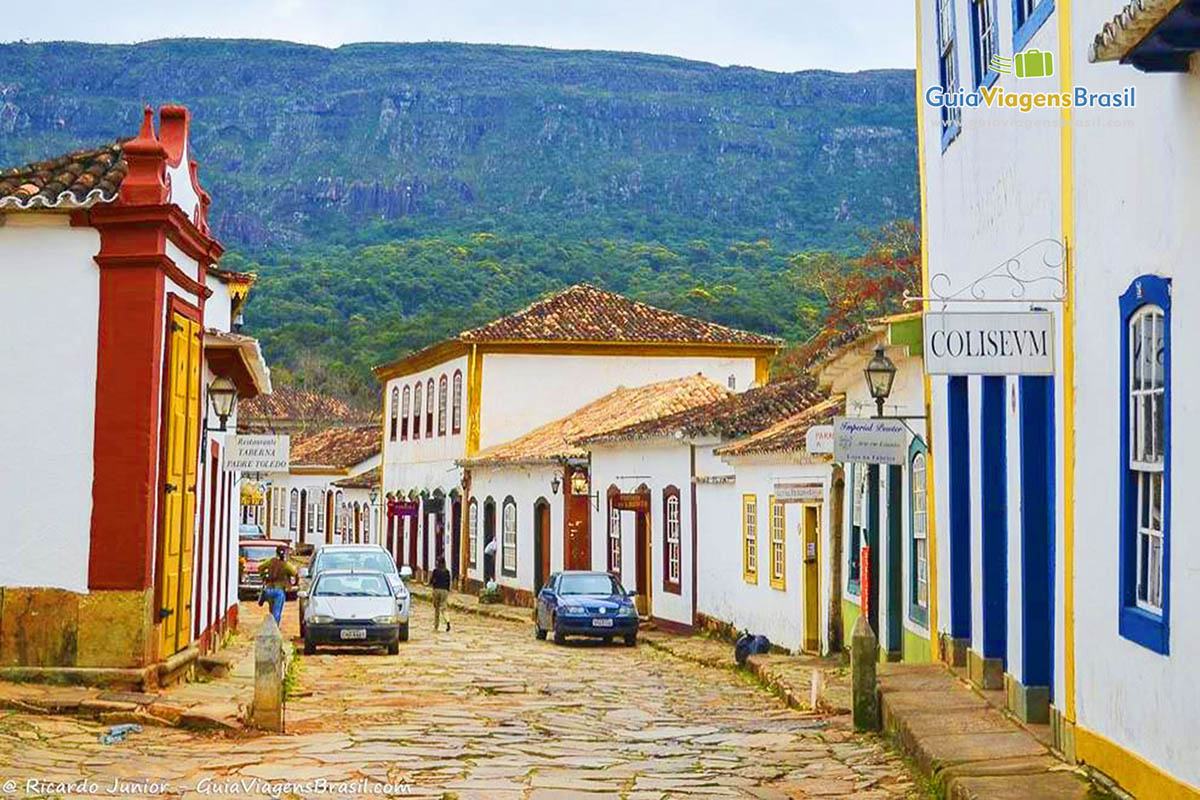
[803, 505, 821, 653]
[158, 312, 201, 658]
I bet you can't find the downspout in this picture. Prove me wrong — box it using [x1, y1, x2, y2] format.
[690, 444, 698, 628]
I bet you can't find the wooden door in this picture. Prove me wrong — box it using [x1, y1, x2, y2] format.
[158, 311, 201, 658]
[635, 511, 650, 616]
[803, 505, 821, 653]
[299, 490, 307, 544]
[325, 492, 335, 544]
[535, 501, 551, 593]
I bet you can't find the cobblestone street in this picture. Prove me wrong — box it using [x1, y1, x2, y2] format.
[0, 599, 920, 799]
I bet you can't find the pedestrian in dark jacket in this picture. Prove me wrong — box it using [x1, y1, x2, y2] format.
[431, 557, 452, 632]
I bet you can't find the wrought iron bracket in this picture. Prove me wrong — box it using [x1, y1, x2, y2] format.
[904, 238, 1066, 307]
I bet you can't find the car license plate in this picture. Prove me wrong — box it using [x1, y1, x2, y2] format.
[591, 618, 614, 628]
[340, 628, 367, 640]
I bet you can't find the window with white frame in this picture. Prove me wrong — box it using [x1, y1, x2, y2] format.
[401, 385, 411, 440]
[1119, 275, 1171, 655]
[501, 498, 517, 577]
[742, 494, 758, 581]
[316, 491, 326, 534]
[769, 498, 785, 589]
[438, 375, 448, 436]
[969, 0, 998, 89]
[426, 379, 435, 434]
[290, 489, 298, 530]
[468, 499, 479, 568]
[1130, 305, 1166, 613]
[413, 382, 422, 438]
[912, 451, 929, 611]
[664, 488, 681, 590]
[389, 387, 399, 441]
[937, 0, 961, 142]
[608, 503, 622, 575]
[452, 370, 463, 434]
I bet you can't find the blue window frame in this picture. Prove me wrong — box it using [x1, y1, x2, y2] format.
[1013, 0, 1054, 53]
[936, 0, 962, 150]
[847, 462, 865, 593]
[1118, 275, 1171, 655]
[969, 0, 1000, 89]
[908, 438, 929, 627]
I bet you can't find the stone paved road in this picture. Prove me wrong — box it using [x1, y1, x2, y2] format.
[0, 600, 921, 799]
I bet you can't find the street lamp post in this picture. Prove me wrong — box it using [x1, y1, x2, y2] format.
[863, 346, 897, 418]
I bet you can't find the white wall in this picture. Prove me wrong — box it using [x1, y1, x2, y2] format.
[708, 458, 833, 654]
[1069, 1, 1199, 782]
[465, 465, 561, 592]
[0, 218, 101, 592]
[588, 441, 696, 627]
[478, 353, 756, 450]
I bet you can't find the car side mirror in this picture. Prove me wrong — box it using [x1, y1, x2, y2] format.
[399, 566, 414, 580]
[626, 589, 637, 598]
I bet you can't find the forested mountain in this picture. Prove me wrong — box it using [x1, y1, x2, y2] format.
[0, 39, 917, 394]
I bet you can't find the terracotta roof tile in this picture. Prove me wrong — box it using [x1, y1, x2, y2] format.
[586, 377, 827, 444]
[458, 284, 781, 347]
[239, 387, 375, 432]
[333, 465, 381, 490]
[462, 374, 730, 467]
[715, 395, 844, 457]
[290, 425, 381, 470]
[0, 142, 127, 210]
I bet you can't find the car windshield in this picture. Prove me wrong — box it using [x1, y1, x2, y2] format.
[316, 550, 395, 575]
[558, 574, 620, 596]
[313, 574, 391, 597]
[240, 545, 280, 560]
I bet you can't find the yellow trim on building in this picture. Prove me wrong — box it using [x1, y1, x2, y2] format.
[755, 355, 770, 387]
[1059, 0, 1078, 724]
[1076, 727, 1200, 800]
[466, 344, 482, 456]
[378, 377, 389, 535]
[742, 493, 758, 583]
[769, 495, 786, 590]
[913, 0, 941, 661]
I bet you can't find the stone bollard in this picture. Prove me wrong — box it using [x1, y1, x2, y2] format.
[851, 614, 880, 732]
[251, 615, 286, 732]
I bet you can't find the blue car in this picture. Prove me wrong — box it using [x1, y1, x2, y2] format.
[534, 571, 639, 646]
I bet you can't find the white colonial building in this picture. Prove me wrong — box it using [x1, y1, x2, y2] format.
[0, 106, 270, 681]
[919, 0, 1198, 793]
[374, 284, 780, 583]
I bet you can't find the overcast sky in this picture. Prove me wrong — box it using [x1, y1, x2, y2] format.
[10, 1, 914, 73]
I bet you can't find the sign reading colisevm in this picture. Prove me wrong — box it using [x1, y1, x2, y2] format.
[833, 418, 906, 465]
[924, 311, 1054, 375]
[225, 434, 290, 472]
[805, 424, 834, 454]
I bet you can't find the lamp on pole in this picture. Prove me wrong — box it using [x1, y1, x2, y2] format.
[863, 346, 897, 418]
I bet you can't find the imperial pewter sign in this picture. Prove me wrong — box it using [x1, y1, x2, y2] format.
[925, 311, 1054, 376]
[225, 434, 290, 472]
[833, 418, 906, 465]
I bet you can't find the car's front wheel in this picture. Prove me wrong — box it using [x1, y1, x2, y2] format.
[535, 620, 547, 640]
[303, 639, 316, 655]
[398, 623, 409, 642]
[552, 616, 567, 645]
[624, 633, 637, 647]
[387, 641, 399, 655]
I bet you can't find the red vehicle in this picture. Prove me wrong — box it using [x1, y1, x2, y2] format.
[238, 539, 296, 599]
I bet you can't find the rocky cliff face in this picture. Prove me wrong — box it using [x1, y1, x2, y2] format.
[0, 40, 916, 251]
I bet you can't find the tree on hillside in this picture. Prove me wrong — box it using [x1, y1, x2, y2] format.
[774, 220, 921, 380]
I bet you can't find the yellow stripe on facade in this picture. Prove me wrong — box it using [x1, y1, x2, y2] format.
[913, 0, 940, 661]
[1058, 0, 1077, 724]
[378, 381, 389, 535]
[466, 343, 483, 456]
[1076, 727, 1200, 800]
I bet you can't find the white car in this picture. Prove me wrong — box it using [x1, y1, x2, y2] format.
[298, 544, 410, 641]
[302, 570, 404, 655]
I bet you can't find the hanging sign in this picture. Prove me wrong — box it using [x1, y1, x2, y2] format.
[833, 418, 906, 465]
[224, 434, 290, 471]
[924, 311, 1055, 375]
[774, 483, 823, 503]
[805, 424, 834, 454]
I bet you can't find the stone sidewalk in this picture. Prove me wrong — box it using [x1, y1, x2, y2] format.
[878, 664, 1095, 800]
[0, 604, 281, 734]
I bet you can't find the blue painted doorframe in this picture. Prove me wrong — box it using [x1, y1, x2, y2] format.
[887, 464, 903, 656]
[948, 377, 972, 642]
[1020, 376, 1055, 697]
[981, 377, 1008, 664]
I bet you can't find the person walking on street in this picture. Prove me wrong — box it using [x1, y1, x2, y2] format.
[431, 556, 452, 632]
[257, 546, 297, 626]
